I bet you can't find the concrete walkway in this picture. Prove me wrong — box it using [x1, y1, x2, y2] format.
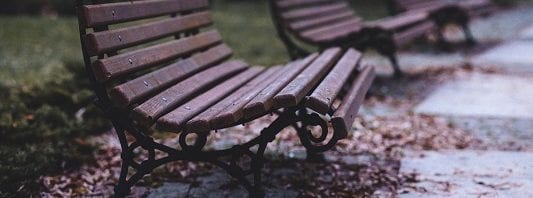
[401, 7, 533, 197]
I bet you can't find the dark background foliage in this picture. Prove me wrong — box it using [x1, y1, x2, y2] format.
[0, 63, 110, 196]
[0, 0, 527, 16]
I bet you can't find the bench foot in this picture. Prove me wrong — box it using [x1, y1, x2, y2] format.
[462, 25, 477, 46]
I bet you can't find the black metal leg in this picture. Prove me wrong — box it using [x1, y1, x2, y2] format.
[387, 52, 403, 78]
[109, 107, 341, 197]
[462, 24, 476, 46]
[371, 33, 403, 78]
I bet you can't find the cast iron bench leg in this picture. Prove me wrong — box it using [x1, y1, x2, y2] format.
[110, 106, 338, 197]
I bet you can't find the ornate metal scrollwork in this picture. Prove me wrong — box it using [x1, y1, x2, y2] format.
[294, 112, 342, 158]
[112, 106, 343, 197]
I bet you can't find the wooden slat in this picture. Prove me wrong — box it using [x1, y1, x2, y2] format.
[207, 67, 286, 130]
[185, 66, 283, 132]
[368, 11, 428, 31]
[82, 0, 209, 27]
[393, 21, 434, 46]
[305, 49, 362, 114]
[273, 47, 343, 109]
[281, 2, 349, 21]
[242, 53, 319, 120]
[157, 68, 264, 132]
[304, 18, 362, 43]
[86, 11, 213, 54]
[331, 66, 375, 139]
[93, 30, 222, 82]
[132, 60, 248, 126]
[276, 0, 336, 10]
[109, 44, 232, 107]
[289, 10, 355, 32]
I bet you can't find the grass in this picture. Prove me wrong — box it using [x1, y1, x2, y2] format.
[0, 16, 81, 86]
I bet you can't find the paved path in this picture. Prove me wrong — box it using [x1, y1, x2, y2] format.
[403, 7, 533, 197]
[399, 151, 533, 198]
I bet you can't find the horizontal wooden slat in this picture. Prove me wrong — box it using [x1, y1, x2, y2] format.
[157, 68, 264, 132]
[86, 11, 213, 54]
[273, 47, 343, 109]
[281, 2, 349, 21]
[185, 66, 282, 132]
[303, 18, 362, 43]
[82, 0, 209, 27]
[368, 11, 428, 31]
[393, 21, 434, 46]
[207, 66, 285, 130]
[331, 65, 375, 139]
[289, 10, 355, 32]
[132, 60, 248, 126]
[93, 30, 222, 82]
[305, 49, 362, 114]
[109, 44, 232, 107]
[242, 53, 318, 120]
[276, 0, 337, 10]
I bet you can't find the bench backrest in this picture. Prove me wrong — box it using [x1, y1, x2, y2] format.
[271, 0, 360, 43]
[77, 0, 235, 109]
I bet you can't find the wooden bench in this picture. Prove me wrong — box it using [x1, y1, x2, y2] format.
[270, 0, 439, 77]
[76, 0, 375, 197]
[386, 0, 497, 45]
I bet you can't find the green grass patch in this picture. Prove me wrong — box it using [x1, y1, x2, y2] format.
[0, 16, 81, 86]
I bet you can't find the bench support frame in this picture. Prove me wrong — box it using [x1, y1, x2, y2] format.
[101, 105, 341, 197]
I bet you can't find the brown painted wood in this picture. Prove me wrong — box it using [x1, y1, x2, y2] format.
[185, 66, 283, 132]
[331, 66, 375, 139]
[208, 66, 285, 130]
[109, 44, 232, 107]
[86, 11, 213, 54]
[305, 49, 362, 114]
[289, 10, 355, 32]
[93, 30, 222, 82]
[157, 67, 264, 132]
[132, 60, 248, 126]
[303, 18, 362, 43]
[393, 21, 435, 46]
[281, 2, 349, 21]
[242, 53, 319, 120]
[275, 0, 337, 10]
[367, 11, 428, 31]
[82, 0, 209, 27]
[273, 47, 342, 109]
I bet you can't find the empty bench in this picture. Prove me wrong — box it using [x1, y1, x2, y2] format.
[270, 0, 440, 77]
[76, 0, 375, 197]
[386, 0, 497, 44]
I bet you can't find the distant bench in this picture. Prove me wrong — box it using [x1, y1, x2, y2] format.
[386, 0, 498, 44]
[76, 0, 375, 197]
[270, 0, 445, 77]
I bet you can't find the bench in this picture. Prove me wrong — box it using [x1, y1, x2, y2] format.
[270, 0, 438, 77]
[75, 0, 375, 197]
[385, 0, 497, 45]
